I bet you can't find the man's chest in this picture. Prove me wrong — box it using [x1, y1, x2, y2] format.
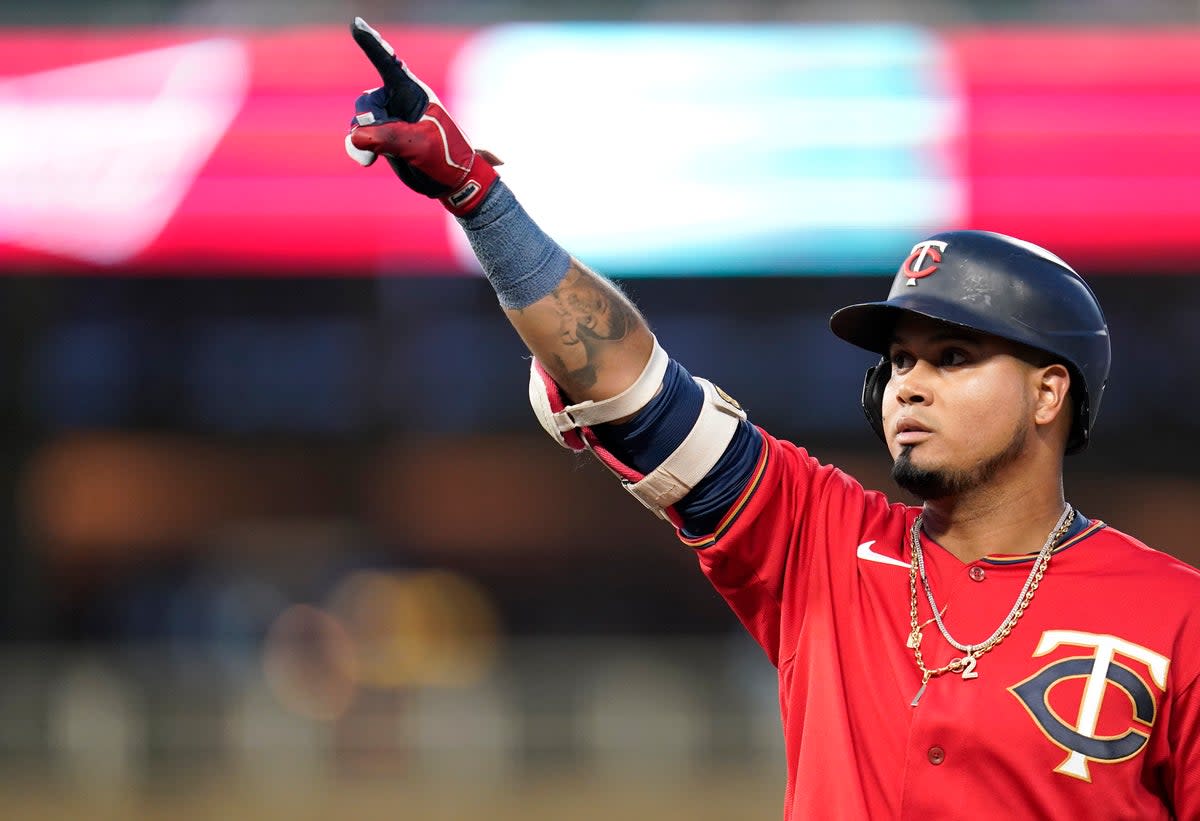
[786, 544, 1175, 814]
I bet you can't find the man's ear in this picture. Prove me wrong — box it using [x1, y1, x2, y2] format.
[1033, 363, 1072, 427]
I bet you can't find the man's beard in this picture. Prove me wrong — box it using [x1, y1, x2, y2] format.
[891, 419, 1029, 500]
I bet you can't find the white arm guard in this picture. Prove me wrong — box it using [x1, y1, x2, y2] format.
[528, 336, 747, 519]
[528, 336, 670, 448]
[620, 377, 746, 514]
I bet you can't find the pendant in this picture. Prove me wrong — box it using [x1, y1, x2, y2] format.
[960, 655, 979, 680]
[906, 629, 921, 649]
[910, 679, 929, 707]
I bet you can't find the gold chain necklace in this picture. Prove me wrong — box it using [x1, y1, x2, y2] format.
[907, 505, 1075, 707]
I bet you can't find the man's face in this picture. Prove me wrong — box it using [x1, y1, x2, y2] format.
[883, 314, 1049, 500]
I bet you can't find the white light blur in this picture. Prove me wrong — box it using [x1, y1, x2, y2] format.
[0, 38, 250, 265]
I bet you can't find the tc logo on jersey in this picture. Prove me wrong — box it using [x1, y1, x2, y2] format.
[900, 240, 948, 286]
[1010, 630, 1170, 781]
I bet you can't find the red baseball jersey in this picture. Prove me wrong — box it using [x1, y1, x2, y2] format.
[690, 431, 1200, 820]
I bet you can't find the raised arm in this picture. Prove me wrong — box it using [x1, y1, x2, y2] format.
[344, 18, 653, 404]
[344, 18, 758, 531]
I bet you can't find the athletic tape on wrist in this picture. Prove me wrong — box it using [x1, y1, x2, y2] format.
[456, 181, 570, 310]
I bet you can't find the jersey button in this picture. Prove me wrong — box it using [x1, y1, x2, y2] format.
[928, 746, 946, 765]
[969, 566, 986, 582]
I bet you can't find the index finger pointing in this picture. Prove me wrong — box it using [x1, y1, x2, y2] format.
[351, 17, 406, 88]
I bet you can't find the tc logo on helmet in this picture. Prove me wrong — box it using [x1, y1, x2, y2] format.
[901, 240, 948, 286]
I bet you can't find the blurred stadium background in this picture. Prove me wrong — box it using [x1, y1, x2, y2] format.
[2, 1, 1200, 818]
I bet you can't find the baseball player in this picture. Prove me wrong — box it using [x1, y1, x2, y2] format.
[344, 19, 1200, 819]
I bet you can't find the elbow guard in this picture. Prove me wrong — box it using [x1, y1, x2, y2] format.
[528, 337, 747, 520]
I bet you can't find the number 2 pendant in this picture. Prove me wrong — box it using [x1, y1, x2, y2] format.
[960, 655, 979, 680]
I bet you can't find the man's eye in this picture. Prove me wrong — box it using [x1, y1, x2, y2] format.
[890, 352, 913, 370]
[941, 348, 968, 366]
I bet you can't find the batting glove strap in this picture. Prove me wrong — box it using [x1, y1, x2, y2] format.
[439, 149, 501, 217]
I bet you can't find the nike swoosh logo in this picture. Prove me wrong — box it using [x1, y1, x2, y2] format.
[856, 540, 910, 569]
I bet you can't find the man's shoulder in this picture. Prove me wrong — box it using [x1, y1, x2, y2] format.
[1084, 520, 1200, 588]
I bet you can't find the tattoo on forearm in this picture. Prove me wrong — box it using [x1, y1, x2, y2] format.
[543, 261, 638, 390]
[550, 353, 597, 390]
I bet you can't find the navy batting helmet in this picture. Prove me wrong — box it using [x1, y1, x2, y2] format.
[828, 230, 1110, 454]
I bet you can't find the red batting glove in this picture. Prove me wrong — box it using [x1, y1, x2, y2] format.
[345, 17, 501, 216]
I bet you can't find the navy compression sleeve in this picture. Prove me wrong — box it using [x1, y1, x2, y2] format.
[590, 358, 763, 539]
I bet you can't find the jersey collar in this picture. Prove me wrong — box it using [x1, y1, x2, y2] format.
[980, 512, 1105, 565]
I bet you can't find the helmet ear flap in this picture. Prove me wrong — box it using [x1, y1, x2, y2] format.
[862, 357, 889, 444]
[1064, 377, 1092, 455]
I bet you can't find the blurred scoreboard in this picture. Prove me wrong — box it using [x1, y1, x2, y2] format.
[0, 24, 1197, 276]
